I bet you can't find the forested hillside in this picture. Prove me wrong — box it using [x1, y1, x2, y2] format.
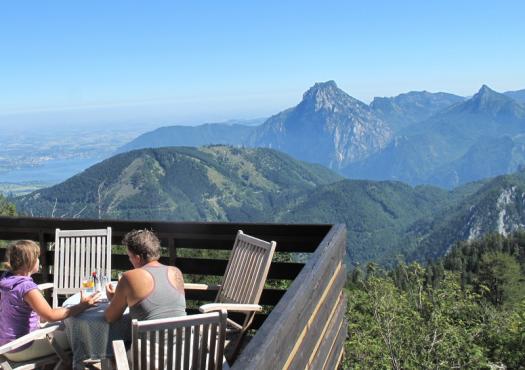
[275, 180, 449, 263]
[344, 231, 525, 368]
[15, 145, 342, 221]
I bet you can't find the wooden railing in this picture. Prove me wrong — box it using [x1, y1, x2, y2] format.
[0, 216, 347, 369]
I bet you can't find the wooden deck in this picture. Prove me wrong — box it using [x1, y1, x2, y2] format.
[0, 216, 347, 369]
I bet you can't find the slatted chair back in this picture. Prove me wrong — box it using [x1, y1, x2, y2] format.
[217, 231, 276, 322]
[130, 311, 228, 370]
[52, 227, 112, 307]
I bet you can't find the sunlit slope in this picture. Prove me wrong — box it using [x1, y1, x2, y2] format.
[15, 145, 342, 221]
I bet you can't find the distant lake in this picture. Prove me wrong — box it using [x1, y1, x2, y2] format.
[0, 157, 102, 184]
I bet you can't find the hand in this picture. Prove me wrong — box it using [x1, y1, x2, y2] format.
[80, 290, 101, 308]
[106, 283, 116, 301]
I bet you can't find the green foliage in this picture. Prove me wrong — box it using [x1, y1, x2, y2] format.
[0, 194, 16, 216]
[345, 266, 489, 369]
[477, 252, 525, 307]
[345, 232, 525, 368]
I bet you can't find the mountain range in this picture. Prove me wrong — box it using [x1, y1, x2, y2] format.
[504, 89, 525, 104]
[346, 85, 525, 187]
[15, 145, 525, 265]
[117, 118, 264, 154]
[118, 82, 525, 189]
[370, 90, 464, 132]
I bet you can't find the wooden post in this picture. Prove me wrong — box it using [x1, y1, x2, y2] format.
[39, 231, 52, 303]
[39, 231, 49, 283]
[168, 237, 177, 266]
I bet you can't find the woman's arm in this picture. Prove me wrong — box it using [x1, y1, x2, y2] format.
[24, 289, 100, 322]
[104, 275, 129, 323]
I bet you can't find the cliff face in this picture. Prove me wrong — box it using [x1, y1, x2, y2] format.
[249, 81, 392, 169]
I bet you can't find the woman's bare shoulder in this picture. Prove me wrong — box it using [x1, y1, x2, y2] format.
[167, 266, 185, 289]
[124, 268, 151, 283]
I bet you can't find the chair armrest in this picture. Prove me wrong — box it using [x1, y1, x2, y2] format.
[37, 283, 54, 291]
[199, 303, 262, 313]
[112, 340, 130, 370]
[0, 324, 60, 354]
[183, 283, 220, 290]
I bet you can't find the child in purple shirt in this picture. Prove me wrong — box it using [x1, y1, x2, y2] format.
[0, 240, 100, 362]
[0, 271, 41, 346]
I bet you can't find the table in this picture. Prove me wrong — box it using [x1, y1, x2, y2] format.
[63, 287, 131, 369]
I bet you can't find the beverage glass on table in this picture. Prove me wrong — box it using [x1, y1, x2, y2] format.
[82, 275, 95, 294]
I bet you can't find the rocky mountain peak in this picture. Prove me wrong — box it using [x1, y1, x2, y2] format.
[459, 84, 523, 116]
[302, 80, 338, 96]
[250, 81, 392, 169]
[300, 80, 364, 112]
[476, 84, 498, 98]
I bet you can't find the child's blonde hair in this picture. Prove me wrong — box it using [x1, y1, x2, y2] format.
[5, 240, 40, 273]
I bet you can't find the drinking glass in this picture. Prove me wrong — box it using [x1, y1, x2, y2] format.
[82, 275, 94, 294]
[100, 275, 109, 289]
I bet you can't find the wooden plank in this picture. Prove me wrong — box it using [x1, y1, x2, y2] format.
[39, 231, 49, 283]
[1, 229, 320, 252]
[322, 318, 347, 370]
[185, 287, 285, 306]
[0, 216, 330, 253]
[308, 294, 346, 370]
[108, 255, 304, 280]
[168, 237, 176, 266]
[184, 309, 268, 330]
[166, 238, 320, 253]
[60, 237, 67, 289]
[55, 229, 110, 237]
[178, 257, 304, 280]
[96, 236, 102, 275]
[183, 324, 191, 369]
[113, 340, 130, 370]
[106, 227, 112, 278]
[171, 328, 178, 370]
[0, 215, 330, 237]
[286, 267, 346, 369]
[232, 224, 346, 370]
[74, 237, 81, 289]
[80, 237, 86, 289]
[140, 331, 147, 370]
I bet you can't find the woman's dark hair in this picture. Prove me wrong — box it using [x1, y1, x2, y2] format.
[122, 229, 161, 262]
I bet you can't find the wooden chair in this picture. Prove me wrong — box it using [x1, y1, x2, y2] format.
[46, 228, 112, 308]
[112, 311, 229, 370]
[185, 230, 276, 361]
[0, 324, 70, 370]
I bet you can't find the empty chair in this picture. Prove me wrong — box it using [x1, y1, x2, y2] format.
[185, 230, 276, 360]
[50, 228, 112, 308]
[0, 324, 70, 370]
[112, 310, 229, 370]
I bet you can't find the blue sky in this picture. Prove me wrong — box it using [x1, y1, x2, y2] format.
[1, 0, 524, 126]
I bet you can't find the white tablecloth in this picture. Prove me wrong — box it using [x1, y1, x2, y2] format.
[63, 288, 131, 369]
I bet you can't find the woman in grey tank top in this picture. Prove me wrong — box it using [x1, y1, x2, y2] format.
[104, 230, 186, 324]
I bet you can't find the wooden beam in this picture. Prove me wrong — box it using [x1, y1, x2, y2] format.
[232, 224, 347, 370]
[284, 263, 345, 369]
